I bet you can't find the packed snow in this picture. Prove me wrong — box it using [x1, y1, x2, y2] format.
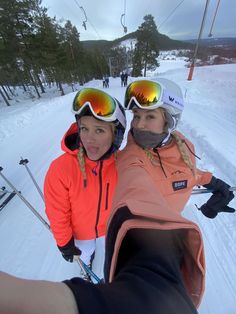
[0, 60, 236, 314]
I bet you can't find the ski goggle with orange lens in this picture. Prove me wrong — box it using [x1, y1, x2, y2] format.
[124, 80, 184, 111]
[72, 88, 126, 128]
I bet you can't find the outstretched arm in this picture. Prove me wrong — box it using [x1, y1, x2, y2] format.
[0, 271, 78, 314]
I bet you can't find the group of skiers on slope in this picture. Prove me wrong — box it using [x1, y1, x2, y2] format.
[0, 78, 235, 314]
[102, 72, 128, 89]
[102, 76, 109, 88]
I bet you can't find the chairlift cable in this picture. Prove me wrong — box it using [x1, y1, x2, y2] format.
[208, 0, 221, 37]
[158, 0, 185, 30]
[79, 6, 87, 30]
[73, 0, 102, 39]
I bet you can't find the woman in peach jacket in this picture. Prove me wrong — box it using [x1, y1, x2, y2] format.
[120, 78, 235, 218]
[108, 78, 235, 308]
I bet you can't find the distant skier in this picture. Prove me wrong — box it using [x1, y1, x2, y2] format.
[123, 72, 128, 87]
[102, 76, 106, 88]
[102, 76, 109, 88]
[120, 72, 125, 87]
[105, 75, 109, 88]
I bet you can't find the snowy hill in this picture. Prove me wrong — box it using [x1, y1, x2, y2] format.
[0, 62, 236, 314]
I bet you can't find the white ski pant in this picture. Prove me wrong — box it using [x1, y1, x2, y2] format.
[75, 236, 105, 265]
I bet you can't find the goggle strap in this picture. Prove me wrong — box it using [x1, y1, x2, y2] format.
[162, 89, 184, 111]
[114, 102, 126, 129]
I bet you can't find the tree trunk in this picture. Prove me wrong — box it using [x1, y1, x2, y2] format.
[28, 70, 41, 98]
[22, 83, 27, 92]
[143, 42, 149, 77]
[58, 81, 65, 96]
[35, 72, 45, 93]
[144, 61, 147, 77]
[0, 87, 10, 106]
[6, 84, 14, 96]
[1, 85, 11, 100]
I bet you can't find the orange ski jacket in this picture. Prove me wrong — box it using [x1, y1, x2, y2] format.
[118, 131, 212, 213]
[106, 132, 210, 307]
[44, 122, 118, 246]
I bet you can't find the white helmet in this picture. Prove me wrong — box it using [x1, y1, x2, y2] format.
[73, 88, 126, 151]
[154, 78, 184, 128]
[124, 78, 184, 130]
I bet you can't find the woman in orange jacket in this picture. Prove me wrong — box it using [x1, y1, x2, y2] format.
[44, 88, 126, 273]
[121, 78, 235, 218]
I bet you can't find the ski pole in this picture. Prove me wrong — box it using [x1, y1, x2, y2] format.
[192, 186, 236, 195]
[0, 166, 50, 230]
[75, 257, 103, 283]
[0, 167, 101, 283]
[19, 157, 44, 202]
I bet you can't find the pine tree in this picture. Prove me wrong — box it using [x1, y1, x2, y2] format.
[132, 15, 160, 77]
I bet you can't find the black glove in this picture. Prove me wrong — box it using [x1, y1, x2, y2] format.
[199, 176, 235, 219]
[58, 237, 81, 262]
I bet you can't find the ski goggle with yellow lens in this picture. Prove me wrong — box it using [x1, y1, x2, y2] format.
[72, 88, 126, 128]
[124, 80, 184, 112]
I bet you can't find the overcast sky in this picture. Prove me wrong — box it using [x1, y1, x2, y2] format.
[41, 0, 236, 42]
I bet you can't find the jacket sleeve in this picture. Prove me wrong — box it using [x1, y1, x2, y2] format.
[183, 135, 213, 187]
[44, 160, 73, 247]
[195, 168, 212, 186]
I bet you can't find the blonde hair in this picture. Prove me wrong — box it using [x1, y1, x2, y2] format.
[77, 122, 116, 187]
[77, 147, 87, 187]
[172, 132, 196, 176]
[142, 107, 196, 177]
[160, 108, 195, 176]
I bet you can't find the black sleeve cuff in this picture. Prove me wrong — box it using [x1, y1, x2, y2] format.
[203, 176, 216, 189]
[58, 236, 74, 252]
[64, 278, 108, 314]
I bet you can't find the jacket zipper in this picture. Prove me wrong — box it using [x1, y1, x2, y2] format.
[95, 161, 103, 237]
[105, 183, 110, 210]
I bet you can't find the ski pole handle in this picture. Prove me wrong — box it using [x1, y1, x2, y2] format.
[19, 157, 45, 202]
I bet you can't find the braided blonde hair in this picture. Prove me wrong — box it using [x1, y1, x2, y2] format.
[141, 108, 195, 176]
[77, 147, 87, 187]
[172, 132, 196, 176]
[160, 108, 196, 176]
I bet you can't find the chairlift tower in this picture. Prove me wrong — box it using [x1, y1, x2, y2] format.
[187, 0, 210, 81]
